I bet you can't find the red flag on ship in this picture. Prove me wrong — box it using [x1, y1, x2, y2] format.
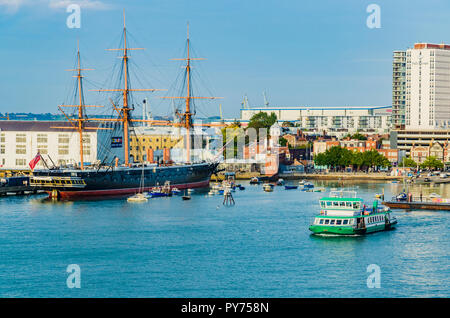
[29, 152, 41, 170]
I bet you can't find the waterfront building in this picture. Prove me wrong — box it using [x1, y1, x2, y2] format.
[405, 43, 450, 130]
[409, 141, 450, 164]
[240, 106, 392, 136]
[129, 126, 184, 163]
[0, 121, 99, 169]
[391, 129, 450, 157]
[392, 51, 407, 129]
[282, 130, 309, 148]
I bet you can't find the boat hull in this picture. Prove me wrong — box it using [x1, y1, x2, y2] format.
[309, 222, 396, 235]
[31, 162, 218, 199]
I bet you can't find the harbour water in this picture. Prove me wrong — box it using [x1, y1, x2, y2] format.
[0, 181, 448, 297]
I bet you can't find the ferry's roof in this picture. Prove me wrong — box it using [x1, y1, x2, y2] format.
[320, 197, 363, 202]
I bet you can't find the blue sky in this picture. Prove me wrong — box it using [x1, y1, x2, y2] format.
[1, 0, 450, 119]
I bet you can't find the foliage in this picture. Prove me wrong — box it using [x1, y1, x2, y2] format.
[401, 156, 417, 168]
[314, 146, 391, 171]
[344, 132, 367, 140]
[281, 121, 295, 127]
[279, 137, 288, 147]
[247, 112, 277, 132]
[420, 156, 444, 170]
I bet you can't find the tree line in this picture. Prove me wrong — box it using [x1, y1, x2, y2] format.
[314, 146, 391, 171]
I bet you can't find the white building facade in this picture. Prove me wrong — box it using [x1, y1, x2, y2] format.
[405, 43, 450, 130]
[240, 106, 392, 135]
[0, 121, 98, 169]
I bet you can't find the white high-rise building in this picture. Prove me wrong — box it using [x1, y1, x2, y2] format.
[405, 43, 450, 130]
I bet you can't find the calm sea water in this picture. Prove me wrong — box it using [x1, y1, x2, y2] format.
[0, 180, 448, 298]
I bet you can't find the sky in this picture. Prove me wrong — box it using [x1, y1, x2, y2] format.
[1, 0, 450, 119]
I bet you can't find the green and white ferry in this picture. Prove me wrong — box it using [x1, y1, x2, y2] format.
[309, 190, 397, 235]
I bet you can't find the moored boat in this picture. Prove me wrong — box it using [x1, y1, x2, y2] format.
[284, 185, 298, 190]
[127, 193, 149, 203]
[263, 183, 274, 192]
[309, 190, 397, 235]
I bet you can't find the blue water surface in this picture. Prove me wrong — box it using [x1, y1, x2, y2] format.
[0, 180, 448, 297]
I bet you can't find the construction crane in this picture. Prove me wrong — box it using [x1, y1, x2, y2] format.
[263, 91, 269, 107]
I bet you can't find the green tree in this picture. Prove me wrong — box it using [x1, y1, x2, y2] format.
[247, 112, 277, 132]
[281, 121, 295, 127]
[420, 156, 444, 170]
[279, 137, 288, 147]
[400, 156, 417, 168]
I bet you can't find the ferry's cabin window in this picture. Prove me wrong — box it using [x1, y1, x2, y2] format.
[319, 219, 324, 224]
[330, 220, 335, 225]
[352, 202, 360, 209]
[346, 202, 352, 207]
[320, 202, 326, 208]
[332, 202, 339, 207]
[336, 220, 342, 225]
[324, 219, 330, 224]
[326, 202, 332, 207]
[339, 202, 345, 207]
[343, 220, 348, 225]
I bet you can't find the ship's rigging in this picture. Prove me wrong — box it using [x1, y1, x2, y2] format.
[55, 12, 225, 168]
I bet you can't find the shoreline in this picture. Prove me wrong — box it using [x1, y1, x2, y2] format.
[214, 172, 403, 181]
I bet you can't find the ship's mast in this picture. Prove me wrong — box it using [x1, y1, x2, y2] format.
[162, 23, 222, 163]
[93, 11, 165, 166]
[53, 41, 102, 170]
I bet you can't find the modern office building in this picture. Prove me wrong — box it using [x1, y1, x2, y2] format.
[240, 106, 392, 136]
[392, 51, 407, 129]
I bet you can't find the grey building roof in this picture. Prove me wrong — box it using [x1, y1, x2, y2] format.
[0, 121, 100, 132]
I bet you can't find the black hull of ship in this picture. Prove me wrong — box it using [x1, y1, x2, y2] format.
[32, 162, 218, 199]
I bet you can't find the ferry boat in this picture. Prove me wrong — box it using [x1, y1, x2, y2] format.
[309, 190, 397, 235]
[29, 16, 221, 199]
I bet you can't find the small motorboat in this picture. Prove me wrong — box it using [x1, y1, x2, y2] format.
[238, 186, 245, 190]
[263, 183, 274, 192]
[171, 187, 181, 195]
[250, 177, 261, 184]
[314, 187, 326, 192]
[284, 185, 298, 190]
[276, 178, 285, 186]
[127, 193, 148, 203]
[182, 195, 191, 200]
[301, 182, 314, 191]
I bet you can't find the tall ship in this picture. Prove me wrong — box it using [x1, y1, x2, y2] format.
[30, 15, 221, 199]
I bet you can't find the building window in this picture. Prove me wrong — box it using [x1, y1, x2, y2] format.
[58, 134, 70, 144]
[37, 134, 48, 143]
[83, 146, 90, 155]
[58, 145, 69, 155]
[16, 134, 26, 143]
[37, 145, 48, 155]
[0, 144, 4, 154]
[15, 158, 26, 166]
[16, 144, 26, 155]
[0, 133, 5, 143]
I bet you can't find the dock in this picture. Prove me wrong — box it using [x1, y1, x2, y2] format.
[382, 200, 450, 211]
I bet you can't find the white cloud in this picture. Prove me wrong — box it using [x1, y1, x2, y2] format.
[48, 0, 111, 10]
[0, 0, 28, 13]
